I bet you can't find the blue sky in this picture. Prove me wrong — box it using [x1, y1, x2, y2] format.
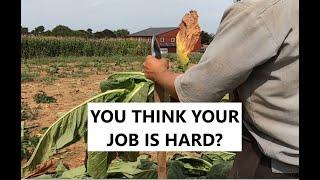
[21, 0, 233, 34]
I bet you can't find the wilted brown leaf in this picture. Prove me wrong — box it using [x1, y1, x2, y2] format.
[25, 159, 57, 178]
[176, 10, 201, 67]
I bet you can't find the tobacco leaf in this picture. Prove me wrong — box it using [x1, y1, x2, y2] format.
[206, 160, 234, 179]
[87, 152, 115, 178]
[106, 159, 143, 178]
[61, 165, 88, 179]
[22, 72, 155, 178]
[176, 10, 201, 70]
[22, 70, 236, 179]
[21, 89, 128, 177]
[175, 156, 212, 177]
[24, 159, 57, 178]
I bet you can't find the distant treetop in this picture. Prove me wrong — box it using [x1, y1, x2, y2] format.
[21, 25, 131, 39]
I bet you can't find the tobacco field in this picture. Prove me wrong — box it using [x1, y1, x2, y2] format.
[21, 34, 234, 179]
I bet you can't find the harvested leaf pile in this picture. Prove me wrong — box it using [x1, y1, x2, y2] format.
[31, 152, 235, 179]
[21, 72, 154, 178]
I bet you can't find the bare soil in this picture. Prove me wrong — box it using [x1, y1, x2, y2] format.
[21, 59, 197, 170]
[22, 72, 108, 168]
[21, 60, 144, 168]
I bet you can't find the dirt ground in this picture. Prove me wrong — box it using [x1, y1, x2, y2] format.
[21, 58, 198, 170]
[22, 71, 109, 168]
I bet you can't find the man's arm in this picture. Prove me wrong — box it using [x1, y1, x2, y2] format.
[143, 55, 181, 100]
[144, 3, 279, 102]
[153, 71, 181, 100]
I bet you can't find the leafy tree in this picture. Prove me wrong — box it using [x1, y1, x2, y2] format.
[74, 30, 90, 38]
[113, 29, 130, 38]
[35, 26, 45, 34]
[21, 26, 29, 35]
[200, 31, 214, 45]
[42, 30, 52, 36]
[30, 26, 45, 35]
[87, 28, 93, 34]
[25, 25, 129, 39]
[51, 25, 74, 37]
[93, 29, 116, 39]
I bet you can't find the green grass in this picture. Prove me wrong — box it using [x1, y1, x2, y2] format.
[45, 65, 59, 75]
[21, 134, 40, 159]
[33, 90, 57, 103]
[21, 53, 204, 82]
[21, 55, 146, 66]
[21, 53, 202, 66]
[21, 71, 40, 83]
[41, 76, 58, 85]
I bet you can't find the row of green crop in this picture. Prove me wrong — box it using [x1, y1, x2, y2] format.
[21, 36, 150, 59]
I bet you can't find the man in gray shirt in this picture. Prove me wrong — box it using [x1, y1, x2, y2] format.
[143, 0, 298, 178]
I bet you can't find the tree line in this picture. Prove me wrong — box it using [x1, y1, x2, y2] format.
[21, 25, 130, 39]
[200, 31, 215, 45]
[21, 25, 215, 44]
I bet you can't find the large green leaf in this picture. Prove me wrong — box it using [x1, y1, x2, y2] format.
[101, 72, 154, 102]
[100, 72, 151, 93]
[61, 165, 88, 179]
[175, 157, 212, 177]
[87, 152, 115, 178]
[22, 72, 156, 178]
[201, 152, 235, 178]
[137, 155, 157, 170]
[201, 152, 235, 165]
[132, 169, 158, 179]
[106, 155, 157, 179]
[207, 160, 234, 179]
[21, 89, 128, 177]
[119, 152, 140, 162]
[86, 73, 154, 179]
[167, 160, 187, 179]
[106, 159, 143, 178]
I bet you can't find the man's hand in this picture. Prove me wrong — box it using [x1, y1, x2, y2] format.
[142, 55, 181, 100]
[143, 55, 169, 81]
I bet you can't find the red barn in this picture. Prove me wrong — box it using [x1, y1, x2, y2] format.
[128, 27, 201, 53]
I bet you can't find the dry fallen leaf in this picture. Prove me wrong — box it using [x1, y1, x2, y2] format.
[176, 10, 201, 69]
[25, 159, 57, 178]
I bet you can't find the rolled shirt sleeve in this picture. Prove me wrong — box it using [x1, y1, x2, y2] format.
[175, 3, 279, 102]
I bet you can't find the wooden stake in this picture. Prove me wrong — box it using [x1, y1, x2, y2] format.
[154, 84, 167, 179]
[157, 152, 167, 179]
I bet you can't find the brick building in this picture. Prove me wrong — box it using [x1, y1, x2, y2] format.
[128, 27, 201, 53]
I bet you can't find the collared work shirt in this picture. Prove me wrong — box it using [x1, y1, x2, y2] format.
[174, 0, 299, 173]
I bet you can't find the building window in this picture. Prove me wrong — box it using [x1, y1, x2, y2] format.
[160, 37, 165, 42]
[171, 38, 175, 42]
